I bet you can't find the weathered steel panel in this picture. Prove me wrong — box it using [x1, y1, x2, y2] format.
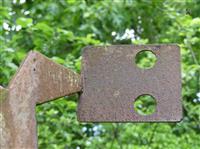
[78, 45, 182, 122]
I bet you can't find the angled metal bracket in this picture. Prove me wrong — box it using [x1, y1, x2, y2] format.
[0, 51, 81, 149]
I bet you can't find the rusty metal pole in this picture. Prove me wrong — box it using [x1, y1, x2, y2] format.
[0, 51, 81, 149]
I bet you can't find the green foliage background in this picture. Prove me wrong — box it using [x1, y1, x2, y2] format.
[1, 0, 200, 149]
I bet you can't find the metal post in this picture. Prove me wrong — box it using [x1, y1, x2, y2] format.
[0, 51, 81, 149]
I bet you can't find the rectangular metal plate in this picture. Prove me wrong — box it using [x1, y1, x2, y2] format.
[78, 45, 182, 122]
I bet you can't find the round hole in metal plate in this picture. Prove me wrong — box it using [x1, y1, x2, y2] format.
[135, 50, 157, 69]
[134, 94, 156, 116]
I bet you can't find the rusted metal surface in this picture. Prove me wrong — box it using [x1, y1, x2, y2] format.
[78, 45, 182, 122]
[1, 45, 182, 148]
[0, 51, 81, 149]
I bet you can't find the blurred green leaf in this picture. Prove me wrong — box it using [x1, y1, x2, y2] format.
[16, 17, 33, 28]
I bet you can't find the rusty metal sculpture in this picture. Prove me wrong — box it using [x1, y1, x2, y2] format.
[0, 45, 182, 149]
[0, 51, 81, 149]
